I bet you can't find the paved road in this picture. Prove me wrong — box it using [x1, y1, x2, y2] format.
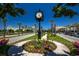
[0, 33, 32, 38]
[0, 35, 18, 38]
[57, 33, 79, 42]
[8, 33, 35, 44]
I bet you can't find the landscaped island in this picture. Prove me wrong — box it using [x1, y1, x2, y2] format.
[23, 40, 56, 54]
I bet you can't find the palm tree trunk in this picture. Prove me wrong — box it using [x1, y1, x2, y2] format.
[53, 24, 56, 36]
[3, 20, 6, 39]
[51, 23, 53, 35]
[73, 26, 76, 34]
[18, 25, 21, 36]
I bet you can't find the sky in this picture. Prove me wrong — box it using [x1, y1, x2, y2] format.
[0, 3, 79, 30]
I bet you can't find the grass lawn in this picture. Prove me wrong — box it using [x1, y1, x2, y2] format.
[9, 34, 37, 45]
[48, 33, 77, 55]
[9, 32, 46, 45]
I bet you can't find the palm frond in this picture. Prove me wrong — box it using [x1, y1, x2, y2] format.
[52, 3, 78, 18]
[65, 3, 78, 6]
[15, 8, 25, 15]
[0, 3, 26, 18]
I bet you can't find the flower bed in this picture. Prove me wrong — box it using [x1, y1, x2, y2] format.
[73, 40, 79, 55]
[23, 40, 56, 54]
[74, 40, 79, 48]
[0, 38, 9, 46]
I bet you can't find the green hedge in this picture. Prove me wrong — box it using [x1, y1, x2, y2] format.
[0, 45, 12, 56]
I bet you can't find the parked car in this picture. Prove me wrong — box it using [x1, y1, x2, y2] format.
[74, 33, 79, 38]
[64, 31, 75, 36]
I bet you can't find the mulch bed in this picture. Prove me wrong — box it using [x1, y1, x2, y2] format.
[23, 40, 57, 54]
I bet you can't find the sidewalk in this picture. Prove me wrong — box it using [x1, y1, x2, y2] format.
[42, 34, 70, 56]
[0, 34, 17, 38]
[0, 33, 31, 38]
[57, 33, 79, 42]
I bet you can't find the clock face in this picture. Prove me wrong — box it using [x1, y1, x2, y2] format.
[36, 12, 42, 19]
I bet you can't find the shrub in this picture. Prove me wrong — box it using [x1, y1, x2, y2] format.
[70, 48, 77, 56]
[0, 45, 12, 55]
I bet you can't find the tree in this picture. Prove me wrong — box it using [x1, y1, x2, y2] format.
[52, 3, 78, 18]
[17, 23, 22, 36]
[0, 3, 25, 39]
[8, 29, 15, 35]
[49, 20, 56, 36]
[49, 20, 54, 34]
[52, 3, 79, 35]
[2, 18, 7, 38]
[21, 25, 25, 35]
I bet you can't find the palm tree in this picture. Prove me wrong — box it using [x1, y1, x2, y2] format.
[52, 3, 79, 36]
[49, 20, 55, 35]
[53, 24, 56, 36]
[2, 18, 7, 39]
[0, 3, 25, 39]
[24, 25, 27, 33]
[17, 23, 22, 36]
[52, 3, 78, 18]
[21, 25, 25, 35]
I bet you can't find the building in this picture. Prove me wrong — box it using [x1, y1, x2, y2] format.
[56, 26, 66, 31]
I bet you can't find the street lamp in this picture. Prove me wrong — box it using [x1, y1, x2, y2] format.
[53, 23, 56, 36]
[35, 9, 44, 40]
